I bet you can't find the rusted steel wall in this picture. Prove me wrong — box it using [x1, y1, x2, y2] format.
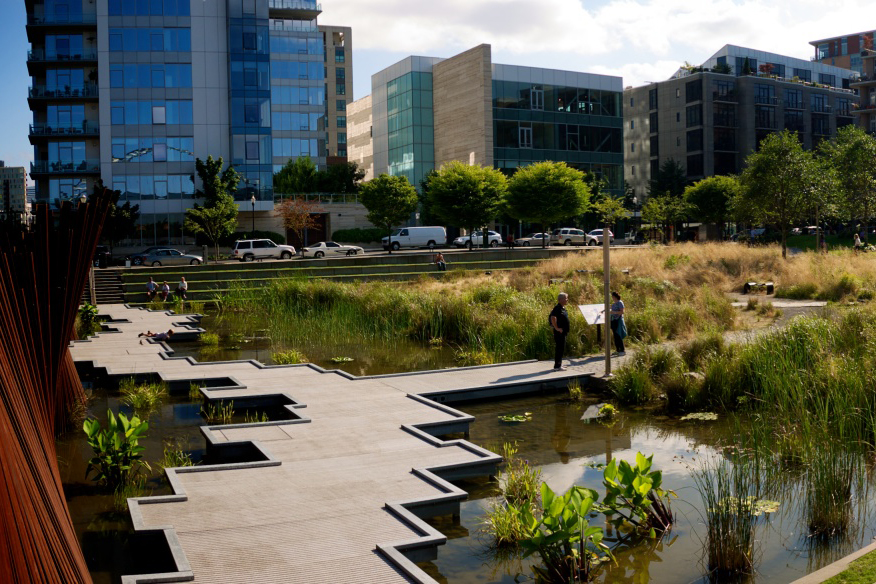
[0, 195, 110, 583]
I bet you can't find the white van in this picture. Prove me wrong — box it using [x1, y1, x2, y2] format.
[382, 226, 446, 250]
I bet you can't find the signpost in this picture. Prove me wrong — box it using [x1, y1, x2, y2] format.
[578, 303, 610, 374]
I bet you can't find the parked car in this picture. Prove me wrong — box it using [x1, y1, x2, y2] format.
[381, 226, 446, 251]
[93, 245, 112, 268]
[514, 233, 551, 246]
[452, 230, 502, 249]
[300, 241, 364, 258]
[232, 239, 296, 262]
[551, 228, 587, 246]
[128, 247, 166, 266]
[132, 249, 203, 266]
[585, 229, 614, 246]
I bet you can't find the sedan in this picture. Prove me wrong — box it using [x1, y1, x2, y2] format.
[514, 233, 551, 247]
[300, 241, 364, 258]
[132, 248, 203, 266]
[585, 229, 614, 246]
[452, 230, 502, 249]
[128, 247, 167, 266]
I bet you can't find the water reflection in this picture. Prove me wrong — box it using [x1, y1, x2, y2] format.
[419, 395, 876, 584]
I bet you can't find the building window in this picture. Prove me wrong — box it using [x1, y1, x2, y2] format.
[336, 83, 346, 95]
[531, 88, 544, 110]
[243, 32, 257, 51]
[754, 84, 776, 105]
[649, 112, 658, 133]
[336, 99, 346, 111]
[519, 125, 533, 148]
[630, 120, 635, 130]
[631, 142, 635, 153]
[246, 141, 259, 160]
[335, 47, 345, 62]
[687, 154, 704, 177]
[631, 165, 636, 176]
[630, 97, 634, 107]
[686, 104, 702, 127]
[650, 135, 659, 157]
[152, 106, 166, 124]
[818, 73, 836, 87]
[337, 116, 346, 128]
[685, 79, 702, 103]
[649, 88, 658, 110]
[811, 93, 829, 113]
[714, 103, 737, 127]
[244, 104, 259, 123]
[784, 89, 803, 109]
[337, 133, 346, 144]
[336, 67, 345, 80]
[677, 137, 681, 147]
[812, 114, 831, 136]
[755, 105, 776, 129]
[676, 88, 680, 98]
[338, 149, 347, 157]
[153, 142, 167, 162]
[793, 68, 811, 82]
[676, 112, 681, 123]
[687, 129, 703, 152]
[712, 79, 736, 101]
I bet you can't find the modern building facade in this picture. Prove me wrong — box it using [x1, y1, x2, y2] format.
[624, 45, 858, 199]
[0, 163, 28, 222]
[319, 25, 351, 161]
[851, 49, 876, 132]
[25, 0, 348, 245]
[370, 44, 624, 194]
[811, 31, 874, 75]
[348, 94, 373, 179]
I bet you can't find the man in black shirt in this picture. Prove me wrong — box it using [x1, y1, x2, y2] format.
[550, 292, 570, 370]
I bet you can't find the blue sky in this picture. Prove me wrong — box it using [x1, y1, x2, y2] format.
[2, 0, 874, 177]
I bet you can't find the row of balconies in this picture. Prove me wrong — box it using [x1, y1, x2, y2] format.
[30, 159, 100, 175]
[28, 83, 98, 100]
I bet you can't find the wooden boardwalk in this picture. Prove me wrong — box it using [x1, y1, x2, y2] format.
[71, 305, 609, 584]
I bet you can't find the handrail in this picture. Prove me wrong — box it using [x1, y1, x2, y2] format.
[29, 122, 99, 136]
[31, 159, 100, 174]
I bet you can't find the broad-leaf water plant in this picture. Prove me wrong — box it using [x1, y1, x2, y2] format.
[599, 452, 676, 538]
[83, 409, 151, 489]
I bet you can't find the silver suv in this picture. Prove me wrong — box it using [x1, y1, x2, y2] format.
[232, 239, 296, 262]
[550, 228, 586, 246]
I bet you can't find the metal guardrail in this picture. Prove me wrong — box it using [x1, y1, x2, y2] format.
[27, 11, 97, 25]
[28, 49, 97, 62]
[29, 122, 99, 136]
[268, 0, 322, 11]
[274, 192, 360, 204]
[29, 84, 98, 99]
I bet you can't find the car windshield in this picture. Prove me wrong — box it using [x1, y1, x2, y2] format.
[391, 229, 402, 236]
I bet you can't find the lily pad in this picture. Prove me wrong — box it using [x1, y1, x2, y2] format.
[330, 357, 354, 363]
[711, 496, 781, 516]
[680, 412, 718, 421]
[498, 412, 533, 423]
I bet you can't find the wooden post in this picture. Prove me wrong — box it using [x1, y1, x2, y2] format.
[603, 222, 612, 377]
[89, 266, 96, 306]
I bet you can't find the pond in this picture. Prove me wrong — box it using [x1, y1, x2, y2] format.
[170, 312, 462, 376]
[60, 374, 876, 583]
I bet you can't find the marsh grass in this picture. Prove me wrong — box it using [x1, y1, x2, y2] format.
[483, 443, 542, 548]
[188, 382, 202, 400]
[610, 364, 655, 406]
[272, 349, 307, 365]
[200, 332, 219, 346]
[499, 443, 541, 506]
[202, 401, 234, 424]
[567, 378, 584, 400]
[119, 378, 168, 415]
[112, 476, 149, 513]
[158, 438, 197, 471]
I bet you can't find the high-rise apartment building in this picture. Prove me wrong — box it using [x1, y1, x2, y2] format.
[0, 162, 28, 222]
[811, 31, 874, 75]
[369, 44, 624, 194]
[348, 94, 373, 179]
[25, 0, 349, 245]
[851, 49, 876, 132]
[624, 45, 857, 199]
[319, 25, 351, 161]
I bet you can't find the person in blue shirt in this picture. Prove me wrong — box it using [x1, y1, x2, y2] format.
[609, 291, 626, 355]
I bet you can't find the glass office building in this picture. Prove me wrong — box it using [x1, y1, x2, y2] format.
[25, 0, 334, 245]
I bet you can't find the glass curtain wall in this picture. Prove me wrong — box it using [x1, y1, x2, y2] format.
[385, 72, 434, 189]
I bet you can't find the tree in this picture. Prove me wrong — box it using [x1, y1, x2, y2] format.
[805, 154, 841, 250]
[427, 161, 508, 249]
[741, 57, 752, 75]
[737, 130, 814, 258]
[642, 195, 691, 243]
[317, 161, 366, 194]
[195, 155, 240, 206]
[506, 162, 590, 248]
[274, 157, 319, 195]
[758, 63, 774, 76]
[276, 198, 324, 246]
[683, 175, 741, 237]
[711, 62, 733, 75]
[184, 194, 239, 263]
[359, 174, 419, 253]
[89, 180, 139, 256]
[820, 125, 876, 241]
[186, 156, 240, 261]
[648, 159, 688, 199]
[418, 169, 441, 226]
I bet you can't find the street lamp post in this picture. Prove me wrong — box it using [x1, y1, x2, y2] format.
[250, 194, 256, 235]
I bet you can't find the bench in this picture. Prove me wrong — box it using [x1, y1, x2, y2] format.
[743, 281, 774, 295]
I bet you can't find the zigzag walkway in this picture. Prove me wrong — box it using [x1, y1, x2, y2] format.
[70, 304, 601, 584]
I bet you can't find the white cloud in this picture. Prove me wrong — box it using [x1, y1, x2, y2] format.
[322, 0, 876, 89]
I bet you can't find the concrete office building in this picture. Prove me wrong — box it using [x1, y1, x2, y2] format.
[348, 94, 373, 180]
[0, 163, 28, 222]
[319, 25, 351, 161]
[624, 45, 857, 199]
[811, 31, 874, 75]
[370, 44, 624, 194]
[25, 0, 348, 245]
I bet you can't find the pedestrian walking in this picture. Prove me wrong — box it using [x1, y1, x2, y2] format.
[854, 233, 862, 254]
[609, 291, 627, 356]
[550, 292, 570, 370]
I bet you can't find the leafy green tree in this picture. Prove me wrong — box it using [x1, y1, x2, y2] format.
[359, 174, 419, 254]
[711, 62, 733, 74]
[90, 180, 140, 256]
[506, 162, 590, 247]
[805, 154, 841, 249]
[418, 169, 441, 226]
[648, 159, 688, 199]
[274, 157, 319, 195]
[737, 130, 814, 258]
[317, 161, 366, 194]
[683, 175, 741, 236]
[642, 195, 691, 243]
[820, 125, 876, 240]
[186, 156, 240, 262]
[428, 161, 508, 249]
[196, 155, 241, 206]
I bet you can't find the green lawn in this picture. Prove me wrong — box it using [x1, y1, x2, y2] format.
[824, 549, 876, 584]
[786, 234, 854, 251]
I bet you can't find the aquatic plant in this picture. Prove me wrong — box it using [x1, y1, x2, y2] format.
[244, 410, 270, 424]
[83, 410, 151, 489]
[519, 483, 612, 583]
[202, 401, 234, 424]
[119, 378, 167, 415]
[609, 364, 654, 406]
[200, 332, 219, 346]
[112, 476, 149, 512]
[597, 404, 616, 419]
[681, 412, 719, 422]
[498, 413, 532, 424]
[188, 382, 202, 400]
[598, 453, 675, 538]
[158, 438, 197, 471]
[500, 443, 541, 506]
[329, 356, 354, 363]
[567, 378, 584, 401]
[272, 349, 308, 365]
[804, 438, 861, 535]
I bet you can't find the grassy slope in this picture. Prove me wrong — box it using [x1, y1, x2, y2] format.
[824, 550, 876, 584]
